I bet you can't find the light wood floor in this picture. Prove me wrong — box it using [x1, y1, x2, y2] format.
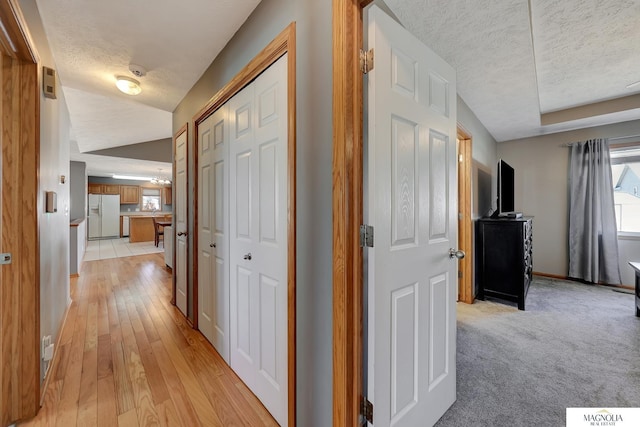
[20, 254, 278, 427]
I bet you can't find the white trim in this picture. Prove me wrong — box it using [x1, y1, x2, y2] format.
[617, 232, 640, 240]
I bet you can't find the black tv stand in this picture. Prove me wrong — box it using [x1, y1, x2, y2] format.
[476, 217, 533, 310]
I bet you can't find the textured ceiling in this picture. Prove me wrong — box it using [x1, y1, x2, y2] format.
[531, 0, 640, 112]
[64, 87, 173, 152]
[385, 0, 640, 142]
[36, 0, 261, 167]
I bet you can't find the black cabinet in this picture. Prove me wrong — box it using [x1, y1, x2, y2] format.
[476, 217, 533, 310]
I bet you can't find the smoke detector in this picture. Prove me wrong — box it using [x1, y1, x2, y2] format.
[129, 64, 147, 78]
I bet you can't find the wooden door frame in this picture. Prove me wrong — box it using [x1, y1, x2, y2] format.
[192, 23, 297, 427]
[457, 128, 474, 303]
[332, 1, 371, 426]
[171, 123, 188, 306]
[0, 0, 41, 424]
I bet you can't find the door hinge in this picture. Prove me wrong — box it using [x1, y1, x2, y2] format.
[361, 397, 373, 424]
[458, 270, 463, 279]
[360, 225, 374, 248]
[360, 48, 374, 74]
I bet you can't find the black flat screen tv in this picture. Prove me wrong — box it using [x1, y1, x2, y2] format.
[495, 159, 515, 216]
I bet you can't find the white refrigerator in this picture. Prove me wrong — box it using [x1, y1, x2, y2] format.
[88, 194, 121, 239]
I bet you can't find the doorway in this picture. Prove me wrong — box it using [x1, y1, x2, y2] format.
[457, 130, 474, 303]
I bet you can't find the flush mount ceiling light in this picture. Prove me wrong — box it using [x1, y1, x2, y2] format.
[115, 76, 142, 95]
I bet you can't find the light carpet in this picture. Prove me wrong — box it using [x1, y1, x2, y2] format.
[435, 276, 640, 426]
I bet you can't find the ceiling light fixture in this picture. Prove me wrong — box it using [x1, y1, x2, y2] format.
[150, 169, 171, 185]
[115, 76, 142, 95]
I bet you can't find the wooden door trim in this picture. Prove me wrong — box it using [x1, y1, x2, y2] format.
[332, 1, 369, 426]
[192, 22, 297, 427]
[0, 0, 40, 424]
[0, 0, 37, 62]
[457, 128, 473, 304]
[171, 123, 188, 306]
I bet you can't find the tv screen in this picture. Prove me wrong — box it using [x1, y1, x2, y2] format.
[498, 159, 515, 214]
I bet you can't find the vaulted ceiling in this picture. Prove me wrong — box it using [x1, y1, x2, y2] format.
[37, 0, 640, 178]
[36, 0, 261, 176]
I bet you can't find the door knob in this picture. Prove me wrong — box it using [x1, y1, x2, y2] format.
[243, 253, 252, 260]
[449, 248, 465, 259]
[178, 231, 188, 236]
[210, 243, 216, 248]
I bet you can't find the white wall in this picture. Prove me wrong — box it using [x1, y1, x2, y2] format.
[19, 0, 72, 382]
[498, 119, 640, 286]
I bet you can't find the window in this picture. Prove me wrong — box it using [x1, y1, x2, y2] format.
[611, 145, 640, 235]
[141, 188, 161, 211]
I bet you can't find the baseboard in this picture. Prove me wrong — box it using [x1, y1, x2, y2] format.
[533, 271, 635, 290]
[39, 301, 72, 405]
[533, 271, 567, 280]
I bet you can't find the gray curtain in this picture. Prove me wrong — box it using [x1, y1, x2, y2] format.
[568, 138, 621, 284]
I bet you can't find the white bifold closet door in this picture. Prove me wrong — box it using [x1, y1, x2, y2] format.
[229, 54, 288, 426]
[198, 104, 230, 362]
[198, 53, 288, 426]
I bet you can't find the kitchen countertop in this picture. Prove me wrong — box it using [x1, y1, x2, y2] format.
[70, 218, 86, 227]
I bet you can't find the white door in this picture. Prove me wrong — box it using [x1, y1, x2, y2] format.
[366, 6, 458, 426]
[175, 129, 188, 316]
[198, 105, 230, 361]
[229, 54, 288, 426]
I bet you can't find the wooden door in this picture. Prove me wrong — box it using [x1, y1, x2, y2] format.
[229, 54, 289, 426]
[174, 128, 188, 316]
[197, 105, 230, 361]
[366, 6, 458, 426]
[0, 4, 41, 423]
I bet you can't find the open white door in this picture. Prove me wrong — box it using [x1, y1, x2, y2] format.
[366, 6, 458, 426]
[197, 106, 230, 361]
[229, 54, 289, 426]
[175, 129, 188, 316]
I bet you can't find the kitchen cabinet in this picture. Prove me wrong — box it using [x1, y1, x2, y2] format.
[88, 183, 102, 194]
[120, 185, 140, 204]
[102, 184, 120, 195]
[162, 186, 172, 205]
[129, 214, 172, 243]
[88, 183, 121, 195]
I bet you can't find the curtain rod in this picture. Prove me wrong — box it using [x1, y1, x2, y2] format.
[609, 134, 640, 141]
[559, 134, 640, 147]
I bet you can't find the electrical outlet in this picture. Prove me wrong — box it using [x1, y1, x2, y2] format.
[41, 335, 51, 358]
[43, 343, 54, 362]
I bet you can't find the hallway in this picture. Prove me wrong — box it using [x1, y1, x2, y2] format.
[20, 254, 277, 426]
